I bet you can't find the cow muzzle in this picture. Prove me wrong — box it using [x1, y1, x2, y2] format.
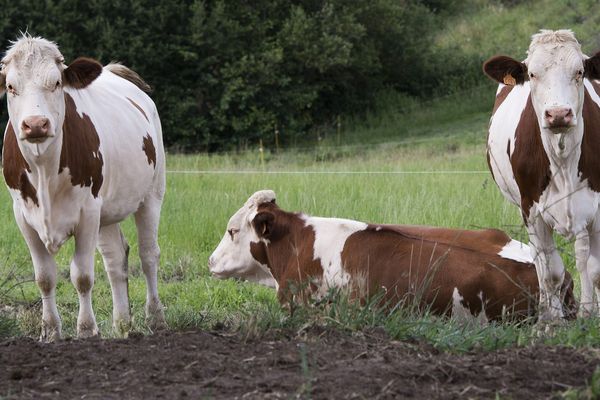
[544, 107, 575, 131]
[21, 116, 51, 142]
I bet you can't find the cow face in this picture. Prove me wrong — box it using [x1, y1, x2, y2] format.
[484, 30, 600, 134]
[208, 190, 277, 288]
[0, 36, 102, 155]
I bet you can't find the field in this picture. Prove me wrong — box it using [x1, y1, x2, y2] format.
[2, 89, 600, 398]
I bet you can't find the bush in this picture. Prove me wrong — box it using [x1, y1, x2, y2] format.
[0, 0, 442, 151]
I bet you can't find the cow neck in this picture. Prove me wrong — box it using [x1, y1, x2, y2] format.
[16, 122, 64, 244]
[539, 117, 583, 168]
[258, 208, 318, 286]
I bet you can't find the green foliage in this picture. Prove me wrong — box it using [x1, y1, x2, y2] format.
[0, 0, 443, 150]
[2, 1, 600, 149]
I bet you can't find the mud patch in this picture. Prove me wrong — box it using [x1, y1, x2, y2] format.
[0, 329, 598, 399]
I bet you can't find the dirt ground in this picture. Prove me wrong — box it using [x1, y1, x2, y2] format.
[1, 328, 598, 399]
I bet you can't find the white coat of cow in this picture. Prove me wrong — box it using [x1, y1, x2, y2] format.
[484, 29, 600, 319]
[0, 35, 166, 340]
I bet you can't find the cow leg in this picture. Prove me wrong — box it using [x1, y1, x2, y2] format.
[586, 230, 600, 316]
[98, 223, 131, 336]
[13, 206, 61, 342]
[575, 231, 595, 317]
[528, 216, 565, 320]
[134, 196, 167, 331]
[71, 205, 101, 338]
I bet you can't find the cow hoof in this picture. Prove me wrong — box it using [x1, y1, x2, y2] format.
[535, 317, 568, 335]
[113, 318, 132, 338]
[40, 324, 62, 343]
[145, 301, 168, 332]
[77, 322, 99, 339]
[577, 307, 596, 319]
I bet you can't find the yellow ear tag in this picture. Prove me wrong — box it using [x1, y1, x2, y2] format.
[503, 74, 516, 86]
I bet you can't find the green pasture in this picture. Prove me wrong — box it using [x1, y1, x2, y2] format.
[1, 92, 599, 364]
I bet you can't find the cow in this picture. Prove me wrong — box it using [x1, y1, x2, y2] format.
[483, 29, 600, 320]
[0, 35, 167, 341]
[208, 190, 576, 320]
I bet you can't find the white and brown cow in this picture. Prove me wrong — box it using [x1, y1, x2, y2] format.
[484, 29, 600, 319]
[209, 190, 576, 320]
[0, 35, 166, 340]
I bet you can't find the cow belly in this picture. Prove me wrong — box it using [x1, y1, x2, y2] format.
[487, 144, 521, 206]
[99, 164, 156, 226]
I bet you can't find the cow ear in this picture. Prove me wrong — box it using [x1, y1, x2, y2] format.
[584, 51, 600, 80]
[483, 55, 528, 85]
[63, 57, 103, 89]
[252, 211, 275, 238]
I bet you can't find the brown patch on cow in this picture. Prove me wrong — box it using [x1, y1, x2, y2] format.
[105, 63, 152, 93]
[510, 95, 550, 221]
[127, 97, 149, 122]
[75, 275, 92, 294]
[2, 122, 39, 206]
[372, 225, 513, 257]
[578, 84, 600, 192]
[59, 93, 104, 197]
[142, 134, 156, 168]
[492, 85, 514, 115]
[250, 241, 269, 266]
[584, 51, 600, 80]
[63, 57, 103, 89]
[36, 278, 53, 296]
[341, 225, 543, 319]
[252, 202, 323, 305]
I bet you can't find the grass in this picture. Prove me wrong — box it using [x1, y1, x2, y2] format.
[0, 70, 595, 359]
[435, 0, 600, 62]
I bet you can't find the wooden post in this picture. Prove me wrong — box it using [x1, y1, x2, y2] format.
[275, 126, 280, 154]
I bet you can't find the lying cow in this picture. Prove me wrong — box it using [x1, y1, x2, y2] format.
[1, 35, 166, 340]
[209, 190, 576, 320]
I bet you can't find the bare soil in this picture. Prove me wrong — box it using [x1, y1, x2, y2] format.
[1, 328, 598, 399]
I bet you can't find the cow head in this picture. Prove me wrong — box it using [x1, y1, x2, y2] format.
[484, 30, 600, 136]
[208, 190, 278, 288]
[0, 35, 102, 156]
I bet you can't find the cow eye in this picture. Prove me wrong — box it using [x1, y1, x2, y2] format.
[228, 228, 239, 240]
[7, 84, 16, 95]
[55, 80, 61, 89]
[529, 72, 535, 79]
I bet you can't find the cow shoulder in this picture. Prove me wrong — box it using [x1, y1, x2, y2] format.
[510, 95, 550, 220]
[492, 85, 514, 115]
[2, 122, 38, 206]
[59, 93, 104, 197]
[578, 82, 600, 192]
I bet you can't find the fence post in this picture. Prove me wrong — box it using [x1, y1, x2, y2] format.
[259, 139, 265, 167]
[275, 126, 280, 154]
[336, 115, 341, 145]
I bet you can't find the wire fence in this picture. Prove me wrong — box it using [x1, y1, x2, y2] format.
[166, 169, 489, 175]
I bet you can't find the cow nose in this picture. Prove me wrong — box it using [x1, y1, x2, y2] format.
[21, 116, 50, 140]
[544, 107, 573, 128]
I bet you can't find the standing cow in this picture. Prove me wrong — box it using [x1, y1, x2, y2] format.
[484, 29, 600, 319]
[0, 35, 167, 341]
